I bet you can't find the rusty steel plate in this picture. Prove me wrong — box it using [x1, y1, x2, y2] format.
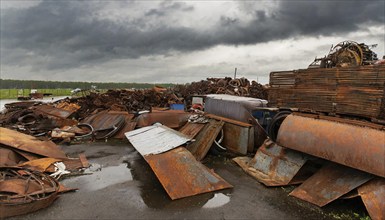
[136, 110, 191, 129]
[277, 114, 385, 177]
[358, 178, 385, 220]
[144, 147, 233, 200]
[178, 122, 205, 139]
[0, 127, 66, 159]
[289, 163, 372, 207]
[33, 105, 76, 119]
[187, 119, 224, 161]
[233, 140, 308, 186]
[222, 122, 253, 155]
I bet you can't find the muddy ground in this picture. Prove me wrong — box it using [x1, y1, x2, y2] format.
[11, 140, 369, 220]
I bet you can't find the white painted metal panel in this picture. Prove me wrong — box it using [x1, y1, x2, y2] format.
[125, 124, 192, 156]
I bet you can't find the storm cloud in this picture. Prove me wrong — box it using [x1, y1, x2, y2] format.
[0, 0, 384, 82]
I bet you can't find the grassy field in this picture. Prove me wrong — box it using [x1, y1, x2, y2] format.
[0, 89, 72, 99]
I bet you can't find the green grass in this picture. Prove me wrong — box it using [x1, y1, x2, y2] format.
[0, 89, 72, 99]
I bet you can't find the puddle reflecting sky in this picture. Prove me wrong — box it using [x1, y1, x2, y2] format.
[203, 193, 231, 208]
[63, 163, 133, 191]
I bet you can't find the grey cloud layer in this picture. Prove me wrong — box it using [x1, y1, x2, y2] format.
[1, 0, 384, 70]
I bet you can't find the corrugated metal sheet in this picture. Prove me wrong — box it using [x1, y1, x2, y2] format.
[0, 127, 66, 159]
[205, 94, 267, 109]
[125, 124, 192, 156]
[204, 95, 267, 149]
[144, 147, 233, 200]
[289, 163, 372, 207]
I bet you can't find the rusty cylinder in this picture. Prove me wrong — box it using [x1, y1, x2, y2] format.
[276, 114, 385, 178]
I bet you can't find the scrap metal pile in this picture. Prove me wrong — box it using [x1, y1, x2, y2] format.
[268, 65, 385, 121]
[0, 127, 89, 218]
[309, 41, 379, 68]
[174, 77, 268, 103]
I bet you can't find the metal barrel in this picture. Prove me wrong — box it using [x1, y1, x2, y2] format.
[277, 114, 385, 177]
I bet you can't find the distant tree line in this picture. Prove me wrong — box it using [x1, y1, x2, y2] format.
[0, 79, 176, 89]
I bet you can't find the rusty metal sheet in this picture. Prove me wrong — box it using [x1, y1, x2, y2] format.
[277, 114, 385, 177]
[222, 122, 253, 155]
[233, 140, 308, 186]
[358, 178, 385, 220]
[114, 121, 137, 139]
[0, 127, 66, 159]
[0, 168, 60, 218]
[289, 163, 372, 207]
[178, 122, 205, 139]
[187, 119, 224, 161]
[33, 104, 76, 119]
[136, 110, 191, 129]
[0, 146, 25, 166]
[144, 147, 233, 200]
[82, 110, 127, 139]
[125, 124, 192, 156]
[18, 158, 62, 172]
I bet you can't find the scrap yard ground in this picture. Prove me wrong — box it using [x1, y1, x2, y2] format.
[11, 141, 367, 220]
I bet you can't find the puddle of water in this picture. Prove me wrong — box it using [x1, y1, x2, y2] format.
[63, 163, 133, 191]
[202, 193, 231, 208]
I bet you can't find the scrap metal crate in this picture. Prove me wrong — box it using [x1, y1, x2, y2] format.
[268, 65, 385, 120]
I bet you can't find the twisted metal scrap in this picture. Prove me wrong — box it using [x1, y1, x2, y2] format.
[0, 167, 60, 218]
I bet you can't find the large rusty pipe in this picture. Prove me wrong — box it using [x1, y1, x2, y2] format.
[276, 114, 385, 178]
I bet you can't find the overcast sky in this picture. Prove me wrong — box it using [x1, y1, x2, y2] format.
[1, 0, 384, 84]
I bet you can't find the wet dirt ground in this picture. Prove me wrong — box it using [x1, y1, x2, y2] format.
[12, 140, 369, 220]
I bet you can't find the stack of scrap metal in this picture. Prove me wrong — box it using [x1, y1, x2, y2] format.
[233, 112, 385, 220]
[268, 65, 385, 120]
[174, 77, 268, 102]
[0, 127, 89, 218]
[125, 118, 233, 200]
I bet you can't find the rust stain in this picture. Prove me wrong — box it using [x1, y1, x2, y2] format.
[144, 147, 233, 200]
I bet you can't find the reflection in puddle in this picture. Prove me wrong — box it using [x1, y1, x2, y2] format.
[203, 193, 230, 208]
[63, 163, 133, 191]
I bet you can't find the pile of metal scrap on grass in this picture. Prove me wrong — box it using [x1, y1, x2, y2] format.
[0, 127, 89, 218]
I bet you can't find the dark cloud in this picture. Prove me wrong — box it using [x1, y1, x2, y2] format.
[1, 0, 383, 70]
